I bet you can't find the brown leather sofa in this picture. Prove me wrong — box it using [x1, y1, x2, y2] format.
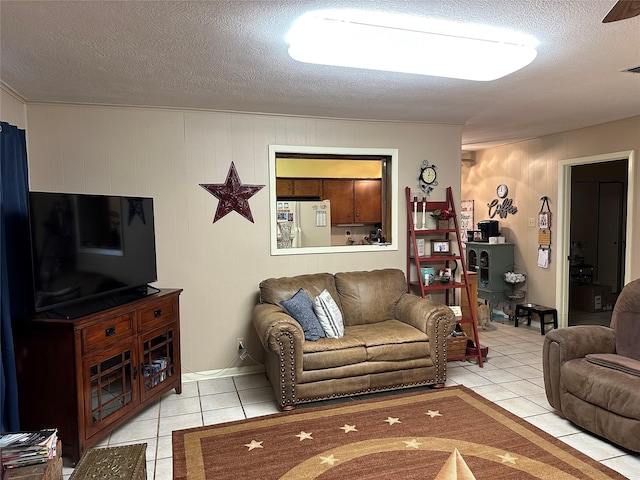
[543, 277, 640, 452]
[252, 268, 456, 410]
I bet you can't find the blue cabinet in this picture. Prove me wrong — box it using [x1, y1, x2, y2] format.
[466, 242, 514, 308]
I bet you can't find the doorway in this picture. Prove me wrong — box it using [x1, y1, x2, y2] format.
[556, 150, 636, 328]
[569, 161, 627, 325]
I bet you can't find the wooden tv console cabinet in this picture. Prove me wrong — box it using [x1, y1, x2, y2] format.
[14, 289, 182, 463]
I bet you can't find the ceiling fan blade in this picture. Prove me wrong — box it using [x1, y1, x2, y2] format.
[602, 0, 640, 23]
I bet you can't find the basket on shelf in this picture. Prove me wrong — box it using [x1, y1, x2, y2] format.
[446, 333, 468, 360]
[438, 219, 450, 230]
[507, 290, 526, 300]
[504, 271, 527, 284]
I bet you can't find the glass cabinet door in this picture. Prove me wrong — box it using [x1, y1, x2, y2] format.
[140, 325, 176, 401]
[479, 250, 490, 287]
[468, 250, 478, 271]
[85, 347, 137, 437]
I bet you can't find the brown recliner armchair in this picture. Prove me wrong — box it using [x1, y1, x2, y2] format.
[543, 278, 640, 452]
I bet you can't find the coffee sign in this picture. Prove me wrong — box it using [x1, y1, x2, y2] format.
[488, 197, 518, 219]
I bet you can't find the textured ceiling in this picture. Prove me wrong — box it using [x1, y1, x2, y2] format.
[1, 0, 639, 150]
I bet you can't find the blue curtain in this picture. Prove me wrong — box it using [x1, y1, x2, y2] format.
[1, 121, 30, 433]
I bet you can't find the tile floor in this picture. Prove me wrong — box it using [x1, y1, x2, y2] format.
[63, 322, 640, 479]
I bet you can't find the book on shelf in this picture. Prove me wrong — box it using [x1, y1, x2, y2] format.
[0, 428, 57, 469]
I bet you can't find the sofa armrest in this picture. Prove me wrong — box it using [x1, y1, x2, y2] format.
[544, 326, 616, 361]
[543, 325, 615, 411]
[252, 303, 305, 353]
[395, 294, 456, 384]
[252, 303, 305, 409]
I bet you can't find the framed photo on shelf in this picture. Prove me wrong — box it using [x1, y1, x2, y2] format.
[430, 239, 451, 255]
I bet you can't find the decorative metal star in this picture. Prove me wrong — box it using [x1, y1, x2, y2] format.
[200, 162, 264, 223]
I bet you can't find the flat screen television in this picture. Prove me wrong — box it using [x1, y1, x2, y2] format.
[28, 192, 158, 318]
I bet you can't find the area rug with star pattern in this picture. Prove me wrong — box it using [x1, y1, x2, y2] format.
[172, 385, 624, 479]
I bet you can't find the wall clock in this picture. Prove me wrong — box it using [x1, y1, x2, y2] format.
[497, 184, 509, 198]
[419, 160, 438, 195]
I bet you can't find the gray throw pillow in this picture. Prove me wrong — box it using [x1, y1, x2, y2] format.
[280, 288, 325, 341]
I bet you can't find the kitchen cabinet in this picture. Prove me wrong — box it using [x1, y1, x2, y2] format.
[276, 178, 321, 198]
[322, 179, 381, 224]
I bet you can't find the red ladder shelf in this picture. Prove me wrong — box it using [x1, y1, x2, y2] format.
[405, 186, 483, 367]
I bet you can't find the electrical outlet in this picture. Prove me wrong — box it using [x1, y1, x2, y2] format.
[237, 337, 245, 350]
[528, 217, 536, 227]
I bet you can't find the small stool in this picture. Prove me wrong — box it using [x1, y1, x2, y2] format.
[514, 304, 558, 335]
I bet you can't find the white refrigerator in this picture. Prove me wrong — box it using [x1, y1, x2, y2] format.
[276, 200, 331, 248]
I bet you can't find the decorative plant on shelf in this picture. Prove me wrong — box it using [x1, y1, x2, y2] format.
[430, 209, 454, 220]
[431, 209, 454, 229]
[439, 268, 451, 283]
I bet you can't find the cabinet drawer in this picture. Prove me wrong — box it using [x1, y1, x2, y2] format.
[82, 313, 134, 353]
[139, 300, 176, 330]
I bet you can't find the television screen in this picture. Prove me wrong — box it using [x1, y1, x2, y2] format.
[28, 192, 158, 316]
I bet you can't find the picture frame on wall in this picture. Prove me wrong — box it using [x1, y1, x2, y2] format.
[539, 212, 551, 229]
[460, 200, 474, 245]
[430, 239, 451, 255]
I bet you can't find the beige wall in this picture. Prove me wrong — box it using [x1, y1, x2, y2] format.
[10, 96, 639, 370]
[0, 85, 27, 128]
[25, 103, 463, 373]
[462, 116, 639, 312]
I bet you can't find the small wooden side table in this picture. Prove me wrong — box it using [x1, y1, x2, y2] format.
[514, 304, 558, 335]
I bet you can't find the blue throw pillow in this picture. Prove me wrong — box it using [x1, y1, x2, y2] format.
[280, 288, 325, 341]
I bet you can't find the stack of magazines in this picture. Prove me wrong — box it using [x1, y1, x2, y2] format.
[0, 429, 58, 469]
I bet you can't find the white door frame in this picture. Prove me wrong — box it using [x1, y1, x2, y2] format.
[556, 150, 636, 328]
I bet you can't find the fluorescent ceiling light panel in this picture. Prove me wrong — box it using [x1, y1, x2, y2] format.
[287, 10, 539, 81]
